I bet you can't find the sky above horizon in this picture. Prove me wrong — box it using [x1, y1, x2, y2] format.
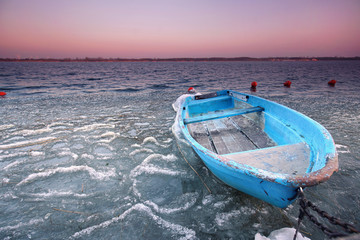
[0, 0, 360, 58]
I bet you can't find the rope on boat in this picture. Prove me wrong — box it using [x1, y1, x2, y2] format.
[52, 208, 87, 215]
[175, 139, 212, 194]
[294, 187, 360, 239]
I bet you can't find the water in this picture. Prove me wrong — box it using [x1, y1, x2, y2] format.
[0, 61, 359, 239]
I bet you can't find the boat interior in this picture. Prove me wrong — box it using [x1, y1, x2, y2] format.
[184, 93, 311, 175]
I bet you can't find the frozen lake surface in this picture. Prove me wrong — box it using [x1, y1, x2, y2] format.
[1, 61, 359, 239]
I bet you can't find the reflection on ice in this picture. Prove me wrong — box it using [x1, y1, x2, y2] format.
[134, 176, 183, 204]
[144, 192, 198, 214]
[0, 124, 15, 131]
[94, 145, 113, 158]
[2, 61, 358, 239]
[130, 154, 183, 178]
[72, 203, 196, 240]
[0, 137, 58, 150]
[0, 218, 45, 232]
[215, 210, 242, 228]
[25, 190, 89, 199]
[1, 98, 205, 239]
[129, 148, 154, 156]
[17, 165, 117, 186]
[74, 123, 115, 132]
[130, 153, 190, 204]
[142, 136, 170, 148]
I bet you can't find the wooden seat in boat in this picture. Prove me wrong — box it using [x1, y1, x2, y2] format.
[222, 142, 311, 175]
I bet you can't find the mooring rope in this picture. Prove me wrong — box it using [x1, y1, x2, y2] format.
[175, 139, 212, 194]
[294, 187, 360, 239]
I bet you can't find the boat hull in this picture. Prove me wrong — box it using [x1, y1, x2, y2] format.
[192, 144, 298, 208]
[177, 90, 338, 208]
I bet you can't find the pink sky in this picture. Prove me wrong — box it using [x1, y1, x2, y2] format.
[0, 0, 359, 58]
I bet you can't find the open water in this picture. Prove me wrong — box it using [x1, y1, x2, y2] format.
[0, 61, 359, 239]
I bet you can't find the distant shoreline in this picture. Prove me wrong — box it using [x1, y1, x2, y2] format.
[0, 57, 359, 62]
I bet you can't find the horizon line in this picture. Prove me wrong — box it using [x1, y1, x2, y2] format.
[1, 56, 360, 62]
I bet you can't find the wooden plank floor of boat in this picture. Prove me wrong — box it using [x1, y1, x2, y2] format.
[187, 115, 310, 175]
[187, 115, 276, 155]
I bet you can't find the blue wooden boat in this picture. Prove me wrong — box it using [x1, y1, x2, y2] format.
[177, 90, 338, 208]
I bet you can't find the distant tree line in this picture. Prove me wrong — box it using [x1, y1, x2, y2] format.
[0, 57, 359, 62]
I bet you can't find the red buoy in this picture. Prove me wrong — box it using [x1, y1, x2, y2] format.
[187, 87, 196, 93]
[0, 92, 6, 96]
[284, 81, 292, 87]
[328, 79, 336, 86]
[250, 82, 257, 92]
